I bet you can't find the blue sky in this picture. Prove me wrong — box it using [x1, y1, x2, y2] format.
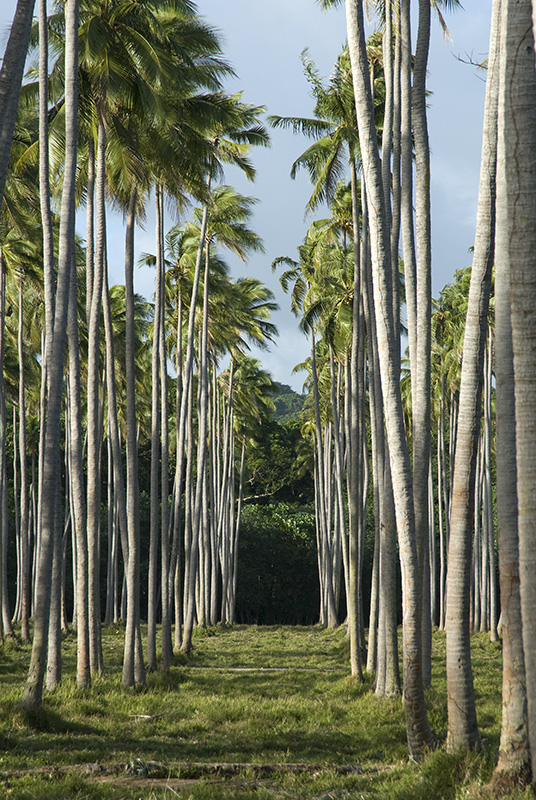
[1, 0, 491, 390]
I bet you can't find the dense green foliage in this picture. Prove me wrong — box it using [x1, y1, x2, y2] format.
[243, 418, 314, 505]
[271, 382, 306, 423]
[235, 504, 318, 625]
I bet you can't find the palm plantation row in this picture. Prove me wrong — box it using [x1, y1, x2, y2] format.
[0, 0, 284, 702]
[1, 0, 536, 794]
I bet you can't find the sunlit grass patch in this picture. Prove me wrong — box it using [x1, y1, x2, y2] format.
[0, 623, 526, 799]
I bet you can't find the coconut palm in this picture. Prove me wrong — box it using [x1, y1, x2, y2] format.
[218, 355, 276, 623]
[273, 226, 346, 631]
[180, 184, 267, 653]
[71, 0, 230, 684]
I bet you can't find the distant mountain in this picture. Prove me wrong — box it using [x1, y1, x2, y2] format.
[271, 382, 306, 423]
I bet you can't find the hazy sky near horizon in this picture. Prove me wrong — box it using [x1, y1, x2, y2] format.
[1, 1, 491, 391]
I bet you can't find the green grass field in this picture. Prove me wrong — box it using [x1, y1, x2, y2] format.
[0, 624, 531, 799]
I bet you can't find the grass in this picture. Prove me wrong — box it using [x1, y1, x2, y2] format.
[0, 624, 531, 799]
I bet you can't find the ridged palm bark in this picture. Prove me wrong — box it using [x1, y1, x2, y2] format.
[361, 189, 400, 697]
[494, 166, 531, 784]
[86, 111, 106, 676]
[445, 0, 498, 749]
[17, 280, 30, 643]
[497, 0, 536, 779]
[22, 0, 78, 710]
[174, 200, 209, 651]
[182, 241, 211, 653]
[67, 245, 90, 689]
[344, 0, 432, 758]
[147, 186, 163, 673]
[0, 249, 10, 640]
[157, 194, 172, 670]
[492, 1, 531, 785]
[412, 0, 433, 688]
[37, 0, 56, 597]
[123, 186, 145, 688]
[346, 162, 365, 679]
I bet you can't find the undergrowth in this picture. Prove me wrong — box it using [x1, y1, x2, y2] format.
[0, 625, 529, 799]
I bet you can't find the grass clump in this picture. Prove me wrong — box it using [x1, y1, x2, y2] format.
[0, 624, 526, 799]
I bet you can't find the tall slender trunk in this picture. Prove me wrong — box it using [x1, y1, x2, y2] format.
[498, 0, 536, 778]
[493, 0, 530, 778]
[445, 0, 498, 748]
[158, 189, 172, 669]
[182, 241, 210, 652]
[413, 0, 432, 688]
[147, 187, 162, 673]
[22, 0, 78, 709]
[0, 251, 13, 639]
[311, 332, 337, 628]
[86, 110, 107, 676]
[345, 0, 431, 757]
[169, 197, 210, 611]
[67, 245, 90, 687]
[18, 283, 30, 642]
[123, 185, 145, 689]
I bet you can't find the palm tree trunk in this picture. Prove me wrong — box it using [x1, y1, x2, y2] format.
[493, 1, 531, 773]
[182, 242, 211, 652]
[122, 185, 145, 687]
[445, 0, 498, 747]
[399, 0, 417, 385]
[102, 261, 134, 670]
[147, 187, 162, 673]
[158, 189, 172, 669]
[0, 250, 14, 639]
[311, 332, 337, 628]
[86, 109, 107, 677]
[46, 477, 63, 690]
[18, 282, 30, 643]
[22, 0, 78, 709]
[345, 0, 431, 757]
[170, 196, 210, 609]
[497, 0, 536, 777]
[230, 441, 246, 625]
[413, 0, 432, 689]
[67, 245, 90, 687]
[362, 171, 399, 696]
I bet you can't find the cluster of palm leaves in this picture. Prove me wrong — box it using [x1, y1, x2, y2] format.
[0, 0, 280, 706]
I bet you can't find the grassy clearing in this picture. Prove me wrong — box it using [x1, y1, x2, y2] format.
[0, 624, 531, 799]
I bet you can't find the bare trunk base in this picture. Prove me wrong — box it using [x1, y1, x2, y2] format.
[490, 763, 532, 797]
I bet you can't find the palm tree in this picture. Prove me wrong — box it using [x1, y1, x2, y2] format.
[269, 47, 365, 217]
[165, 96, 268, 652]
[219, 355, 276, 622]
[180, 184, 266, 653]
[0, 102, 42, 641]
[274, 227, 346, 631]
[72, 0, 228, 684]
